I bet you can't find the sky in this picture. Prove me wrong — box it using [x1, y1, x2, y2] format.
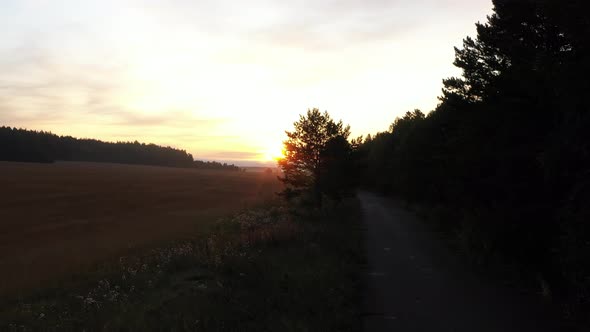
[0, 0, 493, 166]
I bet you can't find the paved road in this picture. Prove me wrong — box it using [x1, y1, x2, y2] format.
[359, 192, 566, 332]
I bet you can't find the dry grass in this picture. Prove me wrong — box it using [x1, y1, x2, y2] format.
[2, 200, 363, 331]
[0, 161, 282, 296]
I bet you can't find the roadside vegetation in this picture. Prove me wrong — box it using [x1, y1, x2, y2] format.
[278, 108, 362, 206]
[1, 199, 363, 331]
[357, 0, 590, 326]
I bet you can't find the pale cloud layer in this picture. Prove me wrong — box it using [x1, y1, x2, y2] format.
[0, 0, 492, 164]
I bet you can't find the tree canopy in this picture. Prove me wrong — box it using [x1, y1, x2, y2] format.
[278, 108, 354, 205]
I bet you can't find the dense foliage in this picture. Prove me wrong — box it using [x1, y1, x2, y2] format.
[0, 126, 239, 170]
[360, 0, 590, 322]
[279, 109, 358, 205]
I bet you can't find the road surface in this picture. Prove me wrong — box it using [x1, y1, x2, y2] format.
[359, 192, 567, 332]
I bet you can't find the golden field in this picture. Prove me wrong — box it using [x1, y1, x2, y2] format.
[0, 161, 281, 296]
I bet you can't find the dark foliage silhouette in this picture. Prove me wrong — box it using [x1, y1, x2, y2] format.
[359, 0, 590, 325]
[192, 160, 240, 171]
[0, 126, 239, 170]
[278, 108, 356, 205]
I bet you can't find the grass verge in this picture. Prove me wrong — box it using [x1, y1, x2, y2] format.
[1, 199, 364, 331]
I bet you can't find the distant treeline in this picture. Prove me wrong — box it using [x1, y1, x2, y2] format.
[193, 160, 240, 171]
[0, 126, 240, 171]
[359, 0, 589, 322]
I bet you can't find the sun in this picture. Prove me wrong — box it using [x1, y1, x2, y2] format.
[262, 143, 285, 162]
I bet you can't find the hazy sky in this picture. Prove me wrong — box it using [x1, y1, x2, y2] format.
[0, 0, 492, 165]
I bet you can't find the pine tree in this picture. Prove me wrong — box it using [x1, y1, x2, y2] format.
[278, 108, 351, 206]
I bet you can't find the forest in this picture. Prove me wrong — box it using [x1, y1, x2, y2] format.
[0, 126, 239, 170]
[355, 0, 589, 321]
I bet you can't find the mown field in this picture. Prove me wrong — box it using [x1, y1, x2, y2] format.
[0, 161, 281, 296]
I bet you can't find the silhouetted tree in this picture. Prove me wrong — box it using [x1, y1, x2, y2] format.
[319, 135, 356, 202]
[278, 108, 351, 206]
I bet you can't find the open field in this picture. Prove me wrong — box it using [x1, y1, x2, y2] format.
[1, 198, 364, 331]
[0, 161, 281, 296]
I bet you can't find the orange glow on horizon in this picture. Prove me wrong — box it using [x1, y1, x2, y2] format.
[261, 142, 285, 162]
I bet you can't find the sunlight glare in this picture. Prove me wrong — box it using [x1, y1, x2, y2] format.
[262, 142, 285, 162]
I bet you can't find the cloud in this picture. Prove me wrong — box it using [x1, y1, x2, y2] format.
[149, 0, 419, 51]
[107, 110, 225, 128]
[150, 0, 487, 52]
[0, 41, 223, 127]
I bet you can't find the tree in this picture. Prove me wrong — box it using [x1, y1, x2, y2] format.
[278, 108, 351, 206]
[319, 135, 356, 201]
[442, 0, 568, 105]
